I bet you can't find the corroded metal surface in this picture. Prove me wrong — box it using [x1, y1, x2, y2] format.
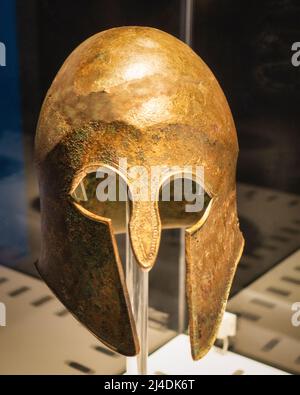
[35, 26, 244, 360]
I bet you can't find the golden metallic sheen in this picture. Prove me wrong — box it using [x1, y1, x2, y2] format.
[35, 26, 244, 360]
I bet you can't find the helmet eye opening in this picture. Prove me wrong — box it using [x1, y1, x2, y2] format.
[158, 174, 211, 230]
[71, 168, 212, 233]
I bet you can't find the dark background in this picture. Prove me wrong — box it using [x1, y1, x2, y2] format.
[17, 0, 300, 194]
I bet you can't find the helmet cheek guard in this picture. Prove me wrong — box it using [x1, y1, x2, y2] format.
[37, 146, 139, 356]
[186, 193, 244, 360]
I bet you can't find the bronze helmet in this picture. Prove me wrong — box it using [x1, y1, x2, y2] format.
[35, 26, 244, 360]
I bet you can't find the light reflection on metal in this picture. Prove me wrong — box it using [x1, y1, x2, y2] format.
[35, 26, 244, 360]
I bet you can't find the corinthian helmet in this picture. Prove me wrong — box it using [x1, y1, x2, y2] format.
[35, 26, 244, 360]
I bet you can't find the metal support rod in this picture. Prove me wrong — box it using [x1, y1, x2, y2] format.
[125, 198, 149, 375]
[178, 0, 194, 334]
[180, 0, 194, 47]
[178, 229, 186, 333]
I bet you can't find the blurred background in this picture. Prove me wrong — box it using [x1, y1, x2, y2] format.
[0, 0, 299, 374]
